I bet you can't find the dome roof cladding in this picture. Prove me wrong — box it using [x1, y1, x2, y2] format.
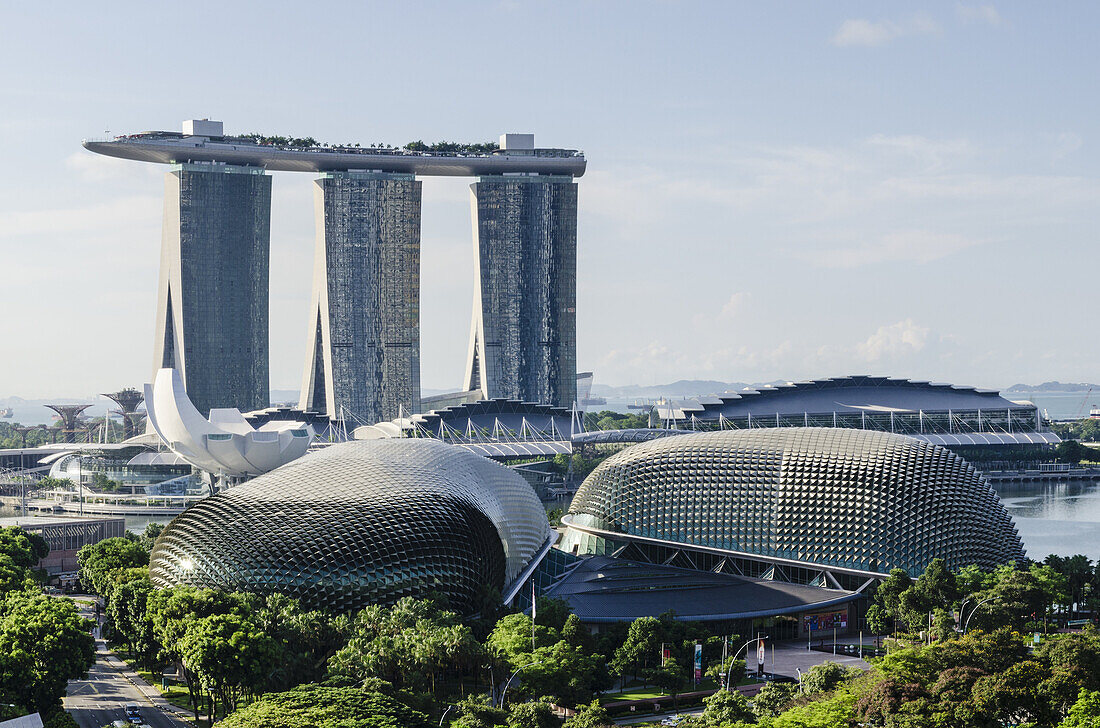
[151, 439, 549, 613]
[567, 428, 1024, 576]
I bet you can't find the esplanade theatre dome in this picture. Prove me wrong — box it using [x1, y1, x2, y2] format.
[150, 439, 550, 613]
[562, 428, 1024, 576]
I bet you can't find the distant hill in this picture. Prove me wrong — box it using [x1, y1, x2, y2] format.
[1005, 382, 1100, 393]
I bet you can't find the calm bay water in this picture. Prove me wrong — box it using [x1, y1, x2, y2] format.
[994, 481, 1100, 561]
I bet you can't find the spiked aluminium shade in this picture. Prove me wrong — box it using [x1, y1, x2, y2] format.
[150, 439, 549, 613]
[565, 428, 1024, 576]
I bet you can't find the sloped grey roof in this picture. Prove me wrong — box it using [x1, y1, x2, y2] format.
[546, 556, 860, 622]
[659, 375, 1033, 418]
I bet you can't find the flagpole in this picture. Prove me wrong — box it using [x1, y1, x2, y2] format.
[531, 580, 537, 652]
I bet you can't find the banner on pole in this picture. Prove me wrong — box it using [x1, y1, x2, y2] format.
[693, 642, 702, 684]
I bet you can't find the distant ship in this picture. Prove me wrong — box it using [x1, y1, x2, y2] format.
[0, 408, 12, 418]
[1091, 406, 1100, 420]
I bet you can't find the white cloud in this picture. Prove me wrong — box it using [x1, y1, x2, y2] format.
[831, 16, 941, 47]
[957, 4, 1004, 26]
[857, 320, 931, 361]
[721, 291, 750, 319]
[0, 195, 160, 238]
[64, 151, 161, 183]
[805, 230, 984, 269]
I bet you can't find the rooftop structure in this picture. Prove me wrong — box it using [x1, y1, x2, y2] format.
[43, 404, 92, 443]
[83, 122, 585, 177]
[101, 388, 145, 440]
[654, 376, 1058, 448]
[562, 428, 1025, 582]
[542, 556, 860, 624]
[150, 439, 552, 613]
[354, 398, 582, 459]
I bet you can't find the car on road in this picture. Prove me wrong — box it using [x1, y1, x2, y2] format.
[123, 703, 143, 724]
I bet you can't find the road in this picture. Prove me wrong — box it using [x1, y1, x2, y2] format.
[62, 599, 190, 728]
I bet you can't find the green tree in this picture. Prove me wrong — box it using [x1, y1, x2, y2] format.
[866, 604, 890, 635]
[875, 569, 913, 630]
[646, 659, 686, 704]
[535, 597, 572, 632]
[147, 586, 252, 720]
[562, 700, 609, 728]
[753, 680, 799, 718]
[327, 597, 481, 695]
[610, 616, 662, 685]
[699, 688, 754, 725]
[178, 612, 279, 718]
[855, 678, 930, 726]
[107, 573, 157, 670]
[561, 614, 593, 653]
[217, 683, 432, 728]
[451, 694, 507, 728]
[934, 627, 1029, 674]
[0, 592, 95, 712]
[515, 640, 611, 708]
[507, 699, 561, 728]
[251, 593, 348, 692]
[971, 659, 1057, 727]
[77, 537, 148, 596]
[141, 522, 165, 551]
[488, 613, 559, 662]
[1059, 689, 1100, 728]
[802, 661, 852, 695]
[0, 526, 47, 569]
[915, 558, 960, 606]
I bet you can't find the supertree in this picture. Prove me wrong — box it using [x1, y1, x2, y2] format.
[102, 388, 145, 440]
[44, 404, 92, 444]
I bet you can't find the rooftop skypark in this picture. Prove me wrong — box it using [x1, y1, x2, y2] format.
[83, 120, 586, 176]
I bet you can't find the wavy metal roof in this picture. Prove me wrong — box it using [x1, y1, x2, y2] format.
[657, 376, 1034, 419]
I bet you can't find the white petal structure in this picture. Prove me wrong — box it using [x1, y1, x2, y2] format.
[144, 368, 314, 477]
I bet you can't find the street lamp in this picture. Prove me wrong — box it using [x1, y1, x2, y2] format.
[500, 660, 542, 709]
[964, 597, 1000, 633]
[726, 637, 762, 690]
[438, 704, 456, 727]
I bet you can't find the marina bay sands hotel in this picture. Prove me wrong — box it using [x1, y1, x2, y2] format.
[84, 120, 585, 422]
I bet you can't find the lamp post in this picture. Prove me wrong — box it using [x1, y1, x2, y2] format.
[964, 597, 1000, 633]
[438, 704, 456, 727]
[500, 660, 542, 709]
[726, 637, 761, 691]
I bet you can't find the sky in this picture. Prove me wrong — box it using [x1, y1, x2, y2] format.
[1, 1, 1098, 399]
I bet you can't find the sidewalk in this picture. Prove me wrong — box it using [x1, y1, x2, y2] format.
[744, 637, 873, 679]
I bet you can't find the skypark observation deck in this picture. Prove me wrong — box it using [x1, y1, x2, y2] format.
[82, 132, 587, 177]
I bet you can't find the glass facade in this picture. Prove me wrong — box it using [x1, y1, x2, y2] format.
[466, 176, 577, 408]
[564, 428, 1025, 576]
[154, 163, 271, 416]
[300, 172, 422, 423]
[150, 439, 550, 613]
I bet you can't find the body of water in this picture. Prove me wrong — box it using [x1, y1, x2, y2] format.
[1002, 390, 1100, 421]
[995, 481, 1100, 561]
